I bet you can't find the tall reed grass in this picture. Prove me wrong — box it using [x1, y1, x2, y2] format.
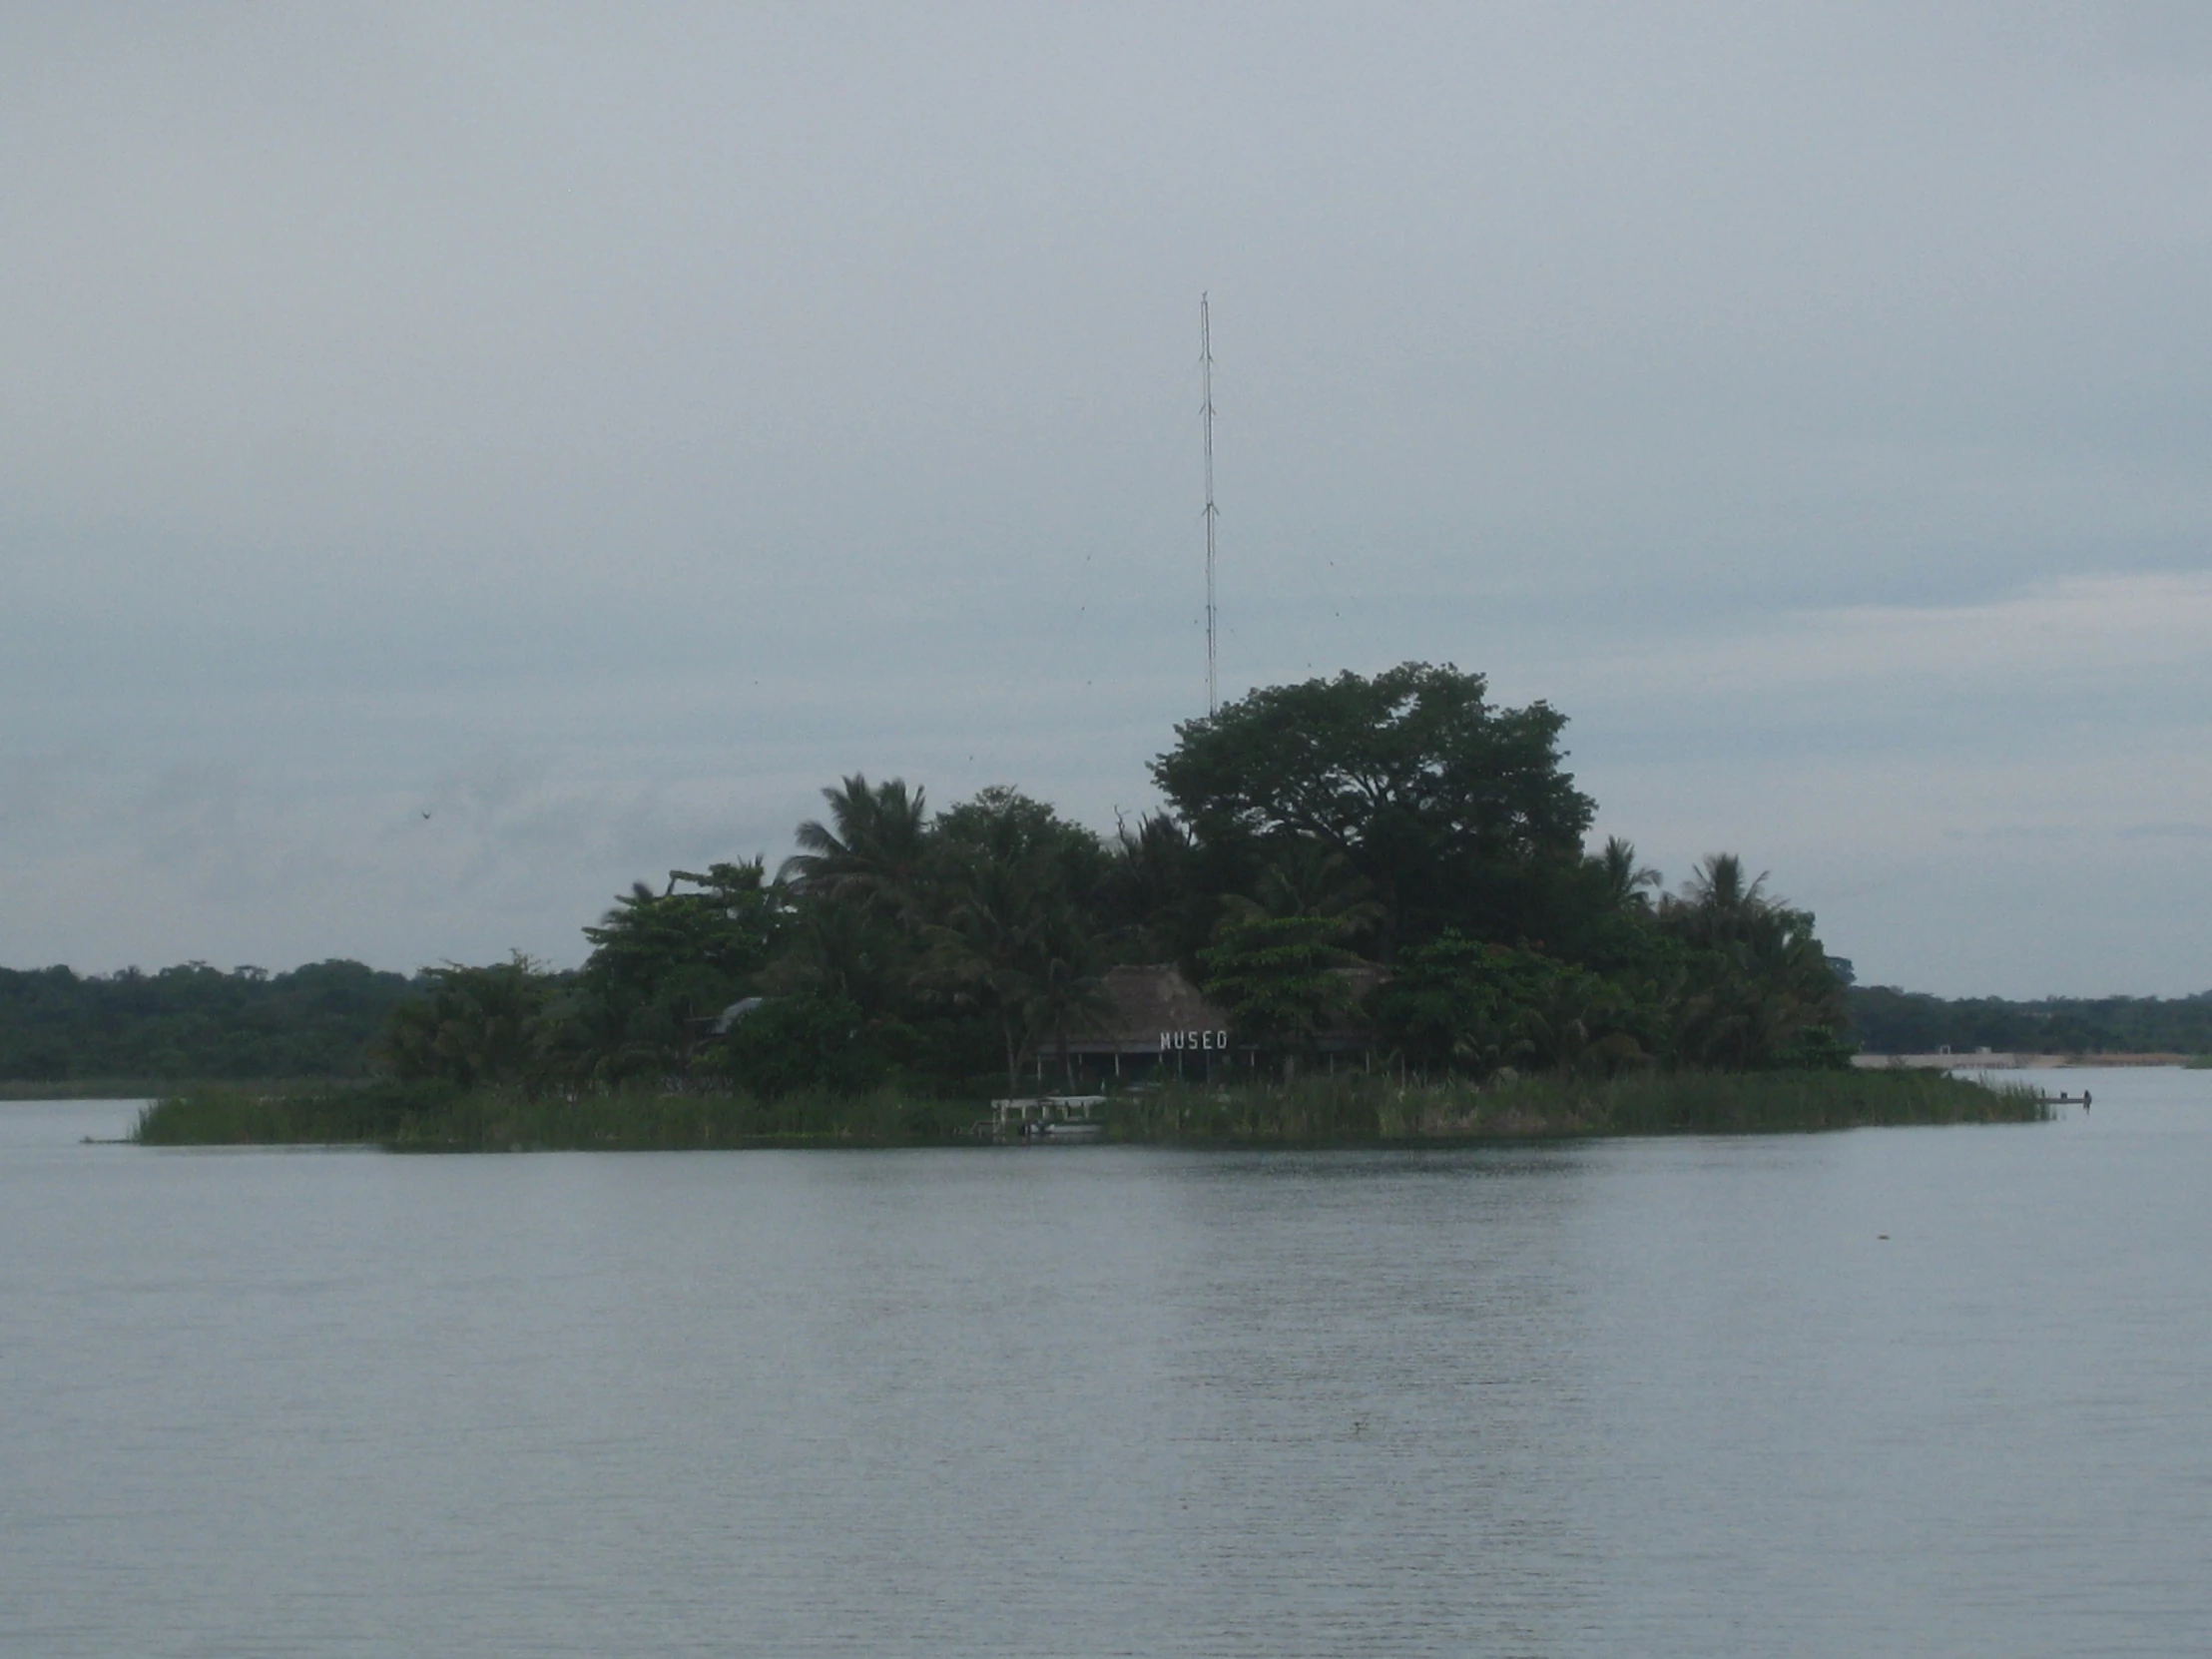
[132, 1082, 979, 1150]
[1103, 1068, 2048, 1144]
[132, 1082, 423, 1145]
[132, 1068, 2045, 1150]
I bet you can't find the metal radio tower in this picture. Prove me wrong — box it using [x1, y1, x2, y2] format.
[1201, 292, 1219, 716]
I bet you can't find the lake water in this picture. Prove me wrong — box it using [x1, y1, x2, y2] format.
[4, 1071, 2208, 1657]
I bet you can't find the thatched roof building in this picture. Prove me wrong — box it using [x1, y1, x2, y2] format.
[1065, 964, 1233, 1066]
[1047, 961, 1381, 1085]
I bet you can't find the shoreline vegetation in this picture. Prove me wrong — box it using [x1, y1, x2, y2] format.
[131, 1069, 2048, 1152]
[8, 1055, 2187, 1105]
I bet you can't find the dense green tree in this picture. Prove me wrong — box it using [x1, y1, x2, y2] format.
[919, 789, 1109, 1095]
[931, 786, 1112, 909]
[1100, 812, 1210, 966]
[378, 955, 554, 1089]
[1019, 908, 1113, 1091]
[1198, 915, 1364, 1068]
[1224, 838, 1384, 939]
[763, 892, 914, 1019]
[1152, 663, 1596, 956]
[717, 992, 896, 1098]
[1655, 855, 1851, 1069]
[581, 861, 786, 989]
[550, 859, 791, 1082]
[1369, 933, 1649, 1078]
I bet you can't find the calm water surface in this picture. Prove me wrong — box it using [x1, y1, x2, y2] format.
[4, 1072, 2208, 1656]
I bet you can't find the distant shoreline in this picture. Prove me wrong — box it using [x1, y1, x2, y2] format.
[1851, 1052, 2194, 1070]
[1, 1077, 368, 1102]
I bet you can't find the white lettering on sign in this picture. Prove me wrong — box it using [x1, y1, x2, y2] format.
[1158, 1030, 1232, 1051]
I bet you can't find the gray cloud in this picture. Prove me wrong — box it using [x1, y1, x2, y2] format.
[4, 3, 2210, 995]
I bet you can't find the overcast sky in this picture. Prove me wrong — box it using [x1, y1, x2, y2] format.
[5, 3, 2211, 996]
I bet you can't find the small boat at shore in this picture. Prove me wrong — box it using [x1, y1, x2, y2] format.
[986, 1094, 1108, 1142]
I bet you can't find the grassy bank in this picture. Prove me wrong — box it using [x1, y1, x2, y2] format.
[133, 1067, 2045, 1150]
[131, 1082, 979, 1150]
[1108, 1067, 2047, 1144]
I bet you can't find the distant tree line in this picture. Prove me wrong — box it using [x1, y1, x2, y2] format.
[1848, 985, 2212, 1055]
[0, 959, 416, 1081]
[378, 663, 1857, 1098]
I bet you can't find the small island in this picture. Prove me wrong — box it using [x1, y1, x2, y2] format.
[111, 663, 2052, 1150]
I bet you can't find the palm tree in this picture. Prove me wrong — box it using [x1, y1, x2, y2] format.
[1591, 835, 1663, 912]
[764, 893, 909, 1018]
[1235, 837, 1385, 941]
[1019, 910, 1113, 1092]
[1660, 853, 1850, 1067]
[909, 811, 1105, 1095]
[377, 953, 552, 1090]
[780, 775, 930, 909]
[1104, 812, 1194, 940]
[921, 839, 1050, 1096]
[1666, 852, 1775, 946]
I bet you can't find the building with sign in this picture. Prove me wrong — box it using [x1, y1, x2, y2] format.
[1047, 961, 1382, 1087]
[1053, 963, 1240, 1085]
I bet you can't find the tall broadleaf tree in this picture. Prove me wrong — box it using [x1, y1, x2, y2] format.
[559, 859, 791, 1079]
[921, 788, 1111, 1094]
[1152, 663, 1596, 956]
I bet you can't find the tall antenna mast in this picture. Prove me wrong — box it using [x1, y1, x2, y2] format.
[1200, 292, 1219, 716]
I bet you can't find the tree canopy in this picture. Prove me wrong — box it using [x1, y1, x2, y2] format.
[1150, 662, 1595, 956]
[0, 959, 415, 1082]
[439, 662, 1853, 1093]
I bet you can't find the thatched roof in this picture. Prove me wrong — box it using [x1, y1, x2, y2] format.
[1066, 961, 1385, 1051]
[1067, 964, 1228, 1048]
